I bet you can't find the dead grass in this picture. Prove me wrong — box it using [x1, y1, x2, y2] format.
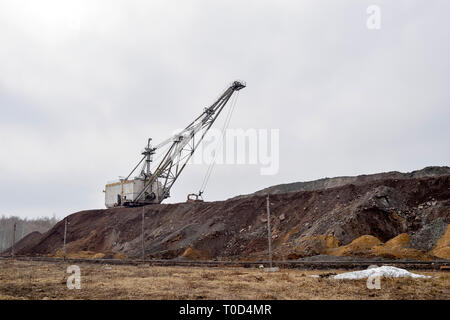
[0, 259, 448, 300]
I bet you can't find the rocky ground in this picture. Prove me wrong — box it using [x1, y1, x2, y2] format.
[236, 166, 450, 198]
[3, 167, 449, 261]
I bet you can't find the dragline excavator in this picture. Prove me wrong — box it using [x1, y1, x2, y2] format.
[104, 81, 246, 208]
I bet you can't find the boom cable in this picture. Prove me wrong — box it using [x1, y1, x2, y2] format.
[198, 90, 240, 196]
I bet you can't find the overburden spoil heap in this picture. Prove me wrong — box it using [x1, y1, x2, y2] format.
[6, 173, 450, 261]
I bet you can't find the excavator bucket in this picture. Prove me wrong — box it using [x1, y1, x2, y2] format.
[187, 193, 204, 203]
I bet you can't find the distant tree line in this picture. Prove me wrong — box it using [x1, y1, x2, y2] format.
[0, 215, 59, 252]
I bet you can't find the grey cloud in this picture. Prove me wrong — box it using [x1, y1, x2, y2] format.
[0, 0, 449, 218]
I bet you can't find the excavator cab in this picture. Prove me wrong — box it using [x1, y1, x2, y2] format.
[187, 193, 204, 203]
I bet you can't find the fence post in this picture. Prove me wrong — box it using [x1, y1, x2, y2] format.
[11, 222, 16, 258]
[266, 195, 272, 268]
[63, 218, 68, 261]
[141, 208, 145, 262]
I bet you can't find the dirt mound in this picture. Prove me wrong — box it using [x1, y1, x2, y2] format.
[325, 234, 431, 260]
[372, 234, 429, 260]
[289, 233, 434, 260]
[16, 174, 450, 261]
[431, 225, 450, 259]
[1, 231, 43, 256]
[289, 234, 339, 258]
[234, 166, 450, 199]
[181, 247, 210, 260]
[329, 235, 382, 257]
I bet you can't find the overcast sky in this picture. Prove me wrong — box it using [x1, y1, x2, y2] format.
[0, 0, 449, 219]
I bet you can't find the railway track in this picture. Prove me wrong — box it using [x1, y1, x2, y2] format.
[1, 255, 449, 270]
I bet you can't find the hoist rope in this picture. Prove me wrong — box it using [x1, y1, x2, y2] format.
[198, 90, 240, 195]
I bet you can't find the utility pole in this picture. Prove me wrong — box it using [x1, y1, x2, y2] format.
[264, 196, 279, 272]
[63, 218, 68, 261]
[266, 195, 272, 268]
[11, 222, 16, 258]
[141, 208, 145, 262]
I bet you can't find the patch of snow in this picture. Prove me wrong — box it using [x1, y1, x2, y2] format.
[265, 267, 280, 272]
[333, 266, 431, 280]
[308, 275, 320, 278]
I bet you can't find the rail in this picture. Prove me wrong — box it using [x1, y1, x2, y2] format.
[1, 255, 448, 270]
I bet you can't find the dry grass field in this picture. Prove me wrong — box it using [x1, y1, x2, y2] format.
[0, 259, 448, 300]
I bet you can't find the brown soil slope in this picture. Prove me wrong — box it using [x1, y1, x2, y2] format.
[13, 175, 450, 260]
[1, 231, 42, 256]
